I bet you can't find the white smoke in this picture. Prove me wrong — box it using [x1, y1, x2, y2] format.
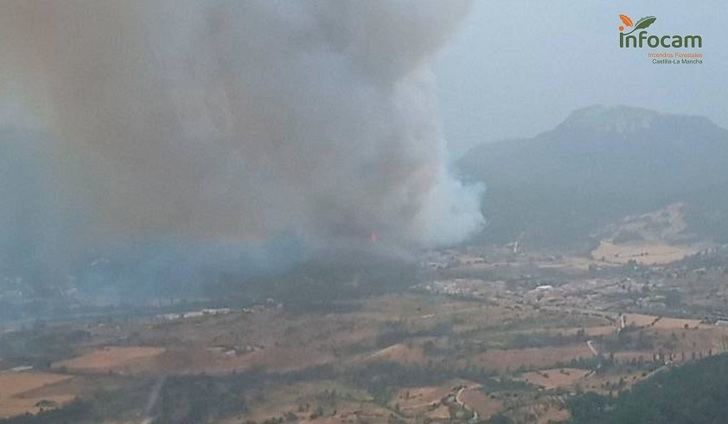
[0, 1, 483, 273]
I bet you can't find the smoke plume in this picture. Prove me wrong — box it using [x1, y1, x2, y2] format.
[0, 1, 483, 287]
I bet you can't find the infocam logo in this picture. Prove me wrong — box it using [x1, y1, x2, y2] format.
[618, 14, 702, 48]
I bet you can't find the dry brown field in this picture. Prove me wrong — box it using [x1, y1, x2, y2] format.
[591, 241, 700, 265]
[53, 346, 165, 374]
[518, 368, 591, 389]
[459, 388, 504, 420]
[465, 344, 594, 372]
[0, 372, 74, 418]
[623, 313, 702, 329]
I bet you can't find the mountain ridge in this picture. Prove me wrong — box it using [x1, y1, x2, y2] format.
[457, 105, 728, 247]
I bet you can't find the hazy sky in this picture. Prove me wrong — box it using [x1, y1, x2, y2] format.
[436, 0, 728, 156]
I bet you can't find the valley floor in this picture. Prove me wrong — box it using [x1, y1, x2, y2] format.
[2, 245, 728, 423]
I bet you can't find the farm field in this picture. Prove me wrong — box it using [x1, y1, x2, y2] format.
[3, 245, 728, 423]
[591, 241, 702, 265]
[53, 347, 165, 374]
[0, 372, 74, 418]
[518, 368, 591, 390]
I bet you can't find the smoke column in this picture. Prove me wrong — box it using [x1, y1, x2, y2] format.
[0, 1, 484, 286]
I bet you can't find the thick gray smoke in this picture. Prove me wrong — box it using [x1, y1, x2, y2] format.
[0, 1, 483, 289]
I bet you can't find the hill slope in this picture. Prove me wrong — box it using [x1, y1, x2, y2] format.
[457, 105, 728, 247]
[568, 354, 728, 424]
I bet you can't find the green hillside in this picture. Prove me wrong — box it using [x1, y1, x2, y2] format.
[568, 354, 728, 424]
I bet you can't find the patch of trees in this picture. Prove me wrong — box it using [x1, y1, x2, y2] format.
[0, 321, 90, 367]
[488, 414, 514, 424]
[153, 366, 336, 423]
[568, 354, 728, 423]
[0, 400, 90, 424]
[349, 361, 514, 405]
[155, 375, 250, 423]
[600, 327, 654, 352]
[209, 249, 421, 308]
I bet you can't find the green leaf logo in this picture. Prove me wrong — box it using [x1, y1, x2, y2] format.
[624, 16, 657, 35]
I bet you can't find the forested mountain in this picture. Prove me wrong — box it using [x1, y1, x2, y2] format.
[568, 354, 728, 424]
[458, 106, 728, 247]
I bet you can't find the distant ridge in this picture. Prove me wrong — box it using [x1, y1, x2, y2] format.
[457, 105, 728, 247]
